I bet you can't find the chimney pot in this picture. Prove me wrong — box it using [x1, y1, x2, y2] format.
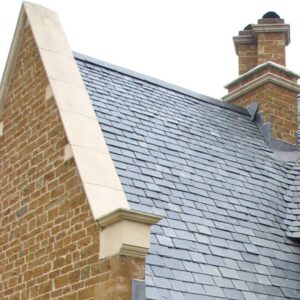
[262, 11, 280, 19]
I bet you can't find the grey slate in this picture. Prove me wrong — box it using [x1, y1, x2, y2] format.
[75, 53, 300, 300]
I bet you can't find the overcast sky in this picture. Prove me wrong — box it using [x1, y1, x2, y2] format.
[1, 0, 300, 98]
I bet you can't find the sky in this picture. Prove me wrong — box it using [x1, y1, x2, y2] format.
[1, 0, 300, 99]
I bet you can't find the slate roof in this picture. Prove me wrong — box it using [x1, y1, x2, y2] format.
[75, 52, 300, 300]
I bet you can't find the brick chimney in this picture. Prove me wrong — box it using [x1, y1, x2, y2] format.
[223, 12, 300, 149]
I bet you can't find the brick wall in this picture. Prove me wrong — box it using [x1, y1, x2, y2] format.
[236, 41, 257, 75]
[0, 25, 142, 300]
[256, 32, 286, 66]
[229, 82, 298, 145]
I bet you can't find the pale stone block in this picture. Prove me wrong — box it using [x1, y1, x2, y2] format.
[73, 146, 123, 189]
[39, 49, 83, 86]
[100, 220, 150, 259]
[24, 18, 30, 28]
[24, 2, 72, 57]
[64, 144, 74, 162]
[84, 183, 129, 219]
[50, 79, 96, 118]
[97, 209, 162, 259]
[59, 110, 109, 153]
[45, 84, 53, 101]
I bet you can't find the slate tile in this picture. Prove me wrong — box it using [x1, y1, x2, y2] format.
[195, 234, 211, 245]
[280, 287, 300, 299]
[186, 282, 207, 295]
[171, 249, 191, 260]
[169, 279, 187, 292]
[146, 254, 164, 266]
[241, 253, 260, 264]
[232, 279, 249, 291]
[152, 266, 174, 279]
[204, 255, 225, 267]
[195, 243, 211, 254]
[244, 243, 259, 254]
[213, 276, 234, 289]
[201, 264, 221, 277]
[146, 286, 160, 299]
[219, 267, 240, 279]
[173, 270, 195, 282]
[153, 277, 172, 289]
[263, 285, 284, 297]
[242, 291, 259, 300]
[238, 270, 258, 283]
[223, 288, 245, 300]
[174, 229, 196, 241]
[163, 257, 185, 271]
[194, 273, 214, 285]
[196, 224, 212, 236]
[190, 251, 206, 263]
[224, 258, 240, 270]
[156, 235, 174, 247]
[169, 291, 186, 300]
[183, 261, 202, 273]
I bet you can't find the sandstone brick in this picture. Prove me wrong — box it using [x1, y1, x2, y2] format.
[78, 286, 95, 300]
[54, 274, 68, 289]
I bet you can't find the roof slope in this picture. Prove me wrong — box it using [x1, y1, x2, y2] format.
[75, 53, 300, 300]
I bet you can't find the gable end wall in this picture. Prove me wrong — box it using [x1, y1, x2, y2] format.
[0, 20, 144, 300]
[0, 22, 101, 300]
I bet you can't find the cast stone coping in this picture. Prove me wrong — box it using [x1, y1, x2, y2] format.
[224, 61, 300, 89]
[252, 23, 290, 45]
[233, 34, 255, 54]
[223, 72, 300, 102]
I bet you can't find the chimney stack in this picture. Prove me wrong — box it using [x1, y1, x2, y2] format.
[234, 12, 289, 75]
[223, 12, 300, 149]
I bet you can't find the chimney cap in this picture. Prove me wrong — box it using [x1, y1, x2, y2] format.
[262, 11, 280, 19]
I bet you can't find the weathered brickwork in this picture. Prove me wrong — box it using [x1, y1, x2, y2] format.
[236, 42, 257, 75]
[256, 32, 286, 66]
[0, 25, 142, 300]
[96, 256, 145, 300]
[229, 82, 298, 145]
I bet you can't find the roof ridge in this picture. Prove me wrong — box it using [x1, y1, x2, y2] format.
[73, 51, 249, 116]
